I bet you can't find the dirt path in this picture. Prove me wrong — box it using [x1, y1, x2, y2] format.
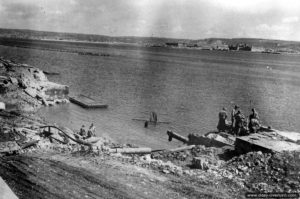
[0, 155, 135, 199]
[0, 151, 238, 199]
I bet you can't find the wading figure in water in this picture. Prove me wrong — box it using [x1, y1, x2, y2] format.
[144, 112, 158, 128]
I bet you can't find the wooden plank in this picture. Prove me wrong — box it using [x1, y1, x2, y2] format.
[109, 147, 152, 154]
[166, 145, 195, 153]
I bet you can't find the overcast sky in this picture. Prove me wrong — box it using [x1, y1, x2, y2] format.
[0, 0, 300, 41]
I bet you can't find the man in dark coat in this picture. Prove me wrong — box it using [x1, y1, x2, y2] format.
[217, 107, 228, 132]
[79, 125, 86, 137]
[231, 105, 239, 129]
[234, 110, 246, 136]
[248, 108, 260, 133]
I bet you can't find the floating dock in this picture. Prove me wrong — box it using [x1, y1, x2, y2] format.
[69, 95, 108, 108]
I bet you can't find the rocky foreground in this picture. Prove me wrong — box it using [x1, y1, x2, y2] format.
[0, 57, 299, 199]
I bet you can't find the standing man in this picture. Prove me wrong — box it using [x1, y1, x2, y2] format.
[234, 110, 245, 136]
[217, 107, 228, 132]
[248, 108, 260, 133]
[231, 105, 239, 129]
[149, 112, 158, 125]
[249, 108, 259, 121]
[79, 125, 86, 137]
[87, 123, 96, 138]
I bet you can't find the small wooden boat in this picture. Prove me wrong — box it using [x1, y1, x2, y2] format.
[69, 94, 108, 109]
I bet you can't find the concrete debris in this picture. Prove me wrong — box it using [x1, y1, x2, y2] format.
[0, 177, 18, 199]
[0, 102, 5, 110]
[167, 130, 235, 148]
[151, 145, 224, 168]
[9, 77, 18, 85]
[188, 132, 235, 147]
[192, 157, 209, 170]
[0, 141, 21, 153]
[235, 132, 300, 154]
[109, 147, 152, 154]
[24, 87, 37, 98]
[224, 151, 300, 192]
[138, 154, 184, 176]
[0, 57, 69, 110]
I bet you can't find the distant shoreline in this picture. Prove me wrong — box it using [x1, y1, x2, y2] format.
[0, 37, 300, 56]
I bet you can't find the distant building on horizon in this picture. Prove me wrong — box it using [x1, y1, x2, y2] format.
[237, 43, 252, 51]
[229, 43, 252, 51]
[251, 46, 265, 52]
[165, 42, 178, 47]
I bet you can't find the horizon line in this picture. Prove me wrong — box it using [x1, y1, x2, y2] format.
[0, 27, 300, 43]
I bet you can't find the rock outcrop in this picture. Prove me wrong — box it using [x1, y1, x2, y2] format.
[0, 57, 69, 111]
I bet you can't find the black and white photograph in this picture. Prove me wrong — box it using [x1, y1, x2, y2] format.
[0, 0, 299, 198]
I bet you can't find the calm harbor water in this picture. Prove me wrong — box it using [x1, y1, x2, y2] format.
[1, 43, 300, 149]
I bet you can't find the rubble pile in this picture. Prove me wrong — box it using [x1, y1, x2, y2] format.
[223, 151, 300, 193]
[0, 57, 69, 112]
[136, 154, 184, 175]
[151, 145, 224, 168]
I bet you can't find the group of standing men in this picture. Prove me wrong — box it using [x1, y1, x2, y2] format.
[79, 123, 96, 139]
[217, 105, 260, 136]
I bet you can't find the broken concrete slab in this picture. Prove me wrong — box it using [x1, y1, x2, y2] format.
[24, 87, 37, 98]
[274, 130, 300, 143]
[9, 77, 18, 85]
[0, 177, 18, 199]
[235, 133, 300, 154]
[0, 141, 21, 153]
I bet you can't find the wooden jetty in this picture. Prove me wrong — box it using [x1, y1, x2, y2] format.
[69, 94, 108, 109]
